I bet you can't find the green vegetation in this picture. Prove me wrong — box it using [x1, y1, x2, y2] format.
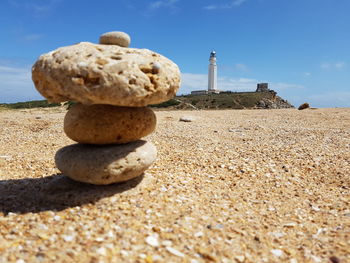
[0, 100, 60, 109]
[149, 99, 181, 108]
[176, 92, 276, 109]
[0, 91, 290, 111]
[63, 101, 77, 109]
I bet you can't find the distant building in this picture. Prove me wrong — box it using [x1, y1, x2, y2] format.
[256, 83, 269, 92]
[191, 90, 208, 95]
[208, 51, 218, 92]
[191, 51, 221, 95]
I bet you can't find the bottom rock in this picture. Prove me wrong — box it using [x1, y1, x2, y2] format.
[55, 140, 157, 185]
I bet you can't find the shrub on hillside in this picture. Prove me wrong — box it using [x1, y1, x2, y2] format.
[0, 100, 60, 109]
[150, 99, 181, 108]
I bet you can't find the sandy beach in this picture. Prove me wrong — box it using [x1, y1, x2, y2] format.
[0, 107, 349, 263]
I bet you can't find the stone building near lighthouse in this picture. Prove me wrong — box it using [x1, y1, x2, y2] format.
[256, 83, 269, 92]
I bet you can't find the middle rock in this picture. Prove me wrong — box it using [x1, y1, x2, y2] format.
[64, 104, 156, 144]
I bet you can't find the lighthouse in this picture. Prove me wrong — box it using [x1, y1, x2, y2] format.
[208, 51, 217, 92]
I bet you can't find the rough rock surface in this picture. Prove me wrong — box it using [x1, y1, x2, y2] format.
[298, 102, 310, 110]
[55, 140, 157, 185]
[99, 31, 130, 47]
[0, 107, 349, 262]
[32, 42, 181, 106]
[64, 104, 156, 144]
[256, 96, 294, 109]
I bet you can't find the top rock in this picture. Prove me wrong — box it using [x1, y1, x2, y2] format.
[31, 32, 180, 107]
[99, 31, 131, 47]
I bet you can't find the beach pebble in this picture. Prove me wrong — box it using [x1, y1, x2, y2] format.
[99, 31, 131, 47]
[55, 140, 157, 185]
[179, 115, 196, 122]
[166, 247, 185, 257]
[235, 255, 245, 262]
[32, 42, 180, 106]
[271, 249, 283, 257]
[298, 102, 310, 110]
[145, 235, 159, 247]
[64, 104, 156, 144]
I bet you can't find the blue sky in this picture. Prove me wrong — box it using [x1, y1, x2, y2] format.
[0, 0, 349, 107]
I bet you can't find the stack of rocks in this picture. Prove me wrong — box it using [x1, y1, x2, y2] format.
[32, 31, 180, 185]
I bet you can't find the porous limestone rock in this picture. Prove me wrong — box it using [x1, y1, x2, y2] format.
[99, 31, 131, 47]
[32, 42, 180, 106]
[55, 140, 157, 185]
[64, 104, 156, 144]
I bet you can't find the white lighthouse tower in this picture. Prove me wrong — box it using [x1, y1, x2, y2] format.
[208, 51, 218, 92]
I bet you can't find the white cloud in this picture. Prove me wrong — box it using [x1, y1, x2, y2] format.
[306, 91, 350, 108]
[8, 0, 63, 17]
[233, 0, 247, 6]
[180, 73, 207, 90]
[235, 63, 248, 71]
[0, 65, 31, 85]
[269, 82, 304, 91]
[335, 62, 346, 69]
[304, 72, 311, 77]
[218, 77, 256, 91]
[204, 5, 217, 10]
[204, 0, 248, 10]
[321, 62, 346, 70]
[0, 63, 41, 103]
[23, 34, 44, 41]
[320, 63, 330, 69]
[149, 0, 179, 10]
[178, 72, 303, 95]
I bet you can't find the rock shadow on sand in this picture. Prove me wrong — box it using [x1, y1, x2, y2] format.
[0, 173, 144, 214]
